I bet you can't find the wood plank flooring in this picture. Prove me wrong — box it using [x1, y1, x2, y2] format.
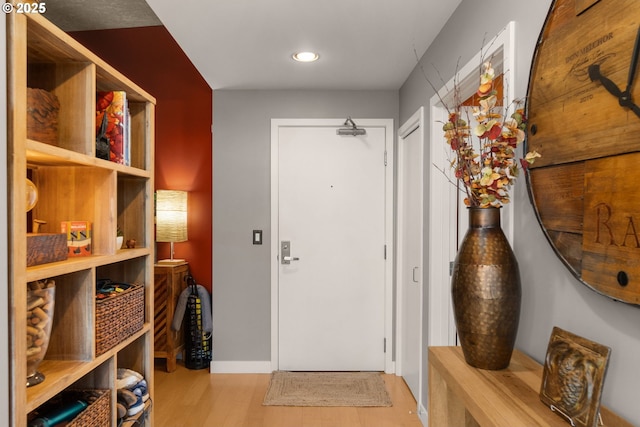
[153, 362, 424, 427]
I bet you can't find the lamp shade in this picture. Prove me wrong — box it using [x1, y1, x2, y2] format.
[156, 190, 188, 243]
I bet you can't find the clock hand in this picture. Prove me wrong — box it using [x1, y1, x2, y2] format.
[588, 64, 623, 98]
[588, 64, 640, 118]
[621, 25, 640, 107]
[629, 102, 640, 118]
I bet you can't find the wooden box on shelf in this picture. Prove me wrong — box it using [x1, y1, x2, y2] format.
[26, 233, 67, 267]
[26, 87, 59, 146]
[154, 261, 189, 372]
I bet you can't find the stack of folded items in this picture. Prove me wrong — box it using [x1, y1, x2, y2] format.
[116, 368, 149, 419]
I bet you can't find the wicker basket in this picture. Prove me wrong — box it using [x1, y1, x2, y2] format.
[28, 389, 110, 427]
[96, 283, 144, 355]
[67, 389, 110, 427]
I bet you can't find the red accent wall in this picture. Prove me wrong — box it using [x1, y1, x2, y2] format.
[71, 26, 213, 291]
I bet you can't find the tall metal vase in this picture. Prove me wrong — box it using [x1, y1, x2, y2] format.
[451, 207, 521, 370]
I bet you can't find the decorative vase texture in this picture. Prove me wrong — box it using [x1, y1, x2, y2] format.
[451, 207, 521, 370]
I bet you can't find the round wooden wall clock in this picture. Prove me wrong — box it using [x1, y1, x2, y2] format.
[526, 0, 640, 306]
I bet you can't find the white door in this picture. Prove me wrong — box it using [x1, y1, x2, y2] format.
[271, 119, 392, 372]
[397, 109, 424, 401]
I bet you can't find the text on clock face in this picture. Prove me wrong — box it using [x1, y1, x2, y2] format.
[565, 32, 614, 64]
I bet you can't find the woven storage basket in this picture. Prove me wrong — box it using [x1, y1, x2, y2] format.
[96, 283, 144, 355]
[28, 389, 110, 427]
[67, 389, 110, 427]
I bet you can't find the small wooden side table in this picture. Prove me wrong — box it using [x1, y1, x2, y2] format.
[154, 261, 189, 372]
[428, 346, 632, 427]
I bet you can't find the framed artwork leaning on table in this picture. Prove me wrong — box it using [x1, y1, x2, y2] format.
[540, 327, 611, 427]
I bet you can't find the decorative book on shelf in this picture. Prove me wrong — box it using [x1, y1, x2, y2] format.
[60, 221, 92, 257]
[96, 91, 131, 165]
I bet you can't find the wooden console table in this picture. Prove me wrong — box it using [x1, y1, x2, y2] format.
[428, 346, 632, 427]
[154, 262, 189, 372]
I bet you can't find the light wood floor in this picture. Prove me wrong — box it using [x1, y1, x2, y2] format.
[153, 362, 424, 427]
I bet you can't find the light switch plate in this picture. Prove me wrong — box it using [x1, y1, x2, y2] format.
[253, 230, 262, 245]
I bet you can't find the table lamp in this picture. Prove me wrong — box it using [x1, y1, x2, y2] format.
[156, 190, 188, 263]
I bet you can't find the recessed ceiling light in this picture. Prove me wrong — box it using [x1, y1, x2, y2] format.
[292, 52, 319, 62]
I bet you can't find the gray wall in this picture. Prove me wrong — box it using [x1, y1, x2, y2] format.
[212, 2, 640, 423]
[212, 90, 399, 362]
[400, 0, 640, 423]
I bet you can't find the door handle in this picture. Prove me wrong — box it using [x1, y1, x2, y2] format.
[412, 266, 419, 283]
[281, 241, 300, 264]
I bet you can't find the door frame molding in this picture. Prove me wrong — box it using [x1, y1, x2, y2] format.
[270, 118, 395, 373]
[428, 21, 516, 347]
[395, 107, 425, 405]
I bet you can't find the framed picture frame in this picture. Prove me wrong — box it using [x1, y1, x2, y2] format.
[540, 326, 611, 427]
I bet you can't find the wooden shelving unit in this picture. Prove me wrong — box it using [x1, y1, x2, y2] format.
[7, 11, 155, 426]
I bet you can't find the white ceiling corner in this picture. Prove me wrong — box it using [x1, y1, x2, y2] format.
[44, 0, 462, 90]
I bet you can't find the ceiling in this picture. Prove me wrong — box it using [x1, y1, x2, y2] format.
[44, 0, 462, 91]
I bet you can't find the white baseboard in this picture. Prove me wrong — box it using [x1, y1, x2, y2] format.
[385, 361, 396, 375]
[209, 360, 272, 374]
